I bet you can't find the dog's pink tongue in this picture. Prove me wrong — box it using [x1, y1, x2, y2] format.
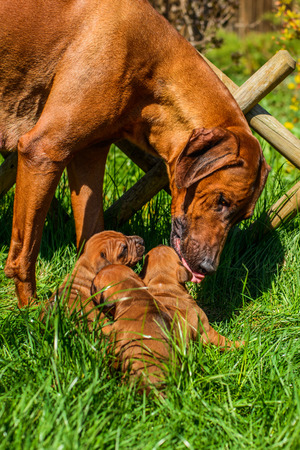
[181, 256, 205, 283]
[174, 238, 205, 283]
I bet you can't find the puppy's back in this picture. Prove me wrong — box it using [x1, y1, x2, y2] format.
[92, 265, 172, 391]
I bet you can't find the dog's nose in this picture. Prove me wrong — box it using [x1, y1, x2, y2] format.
[132, 236, 145, 247]
[197, 259, 215, 276]
[131, 236, 145, 255]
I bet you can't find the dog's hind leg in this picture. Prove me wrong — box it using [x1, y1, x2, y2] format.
[190, 305, 243, 350]
[203, 325, 244, 351]
[67, 144, 110, 252]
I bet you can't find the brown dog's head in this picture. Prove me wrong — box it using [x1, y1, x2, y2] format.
[82, 231, 145, 274]
[91, 264, 146, 316]
[170, 126, 270, 282]
[140, 245, 192, 286]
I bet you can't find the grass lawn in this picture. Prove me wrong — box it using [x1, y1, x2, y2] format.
[0, 37, 299, 449]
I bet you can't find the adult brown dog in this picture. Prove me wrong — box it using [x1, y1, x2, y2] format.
[140, 245, 243, 349]
[2, 0, 270, 306]
[48, 231, 145, 324]
[91, 265, 172, 392]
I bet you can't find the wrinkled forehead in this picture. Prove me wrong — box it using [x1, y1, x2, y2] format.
[196, 163, 259, 199]
[148, 246, 178, 262]
[86, 235, 126, 254]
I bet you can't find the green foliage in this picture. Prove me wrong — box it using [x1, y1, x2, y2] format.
[205, 30, 299, 80]
[275, 0, 300, 42]
[205, 30, 300, 136]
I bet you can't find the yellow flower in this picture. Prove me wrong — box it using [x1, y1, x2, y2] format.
[284, 122, 294, 130]
[295, 74, 300, 84]
[290, 105, 299, 111]
[288, 82, 295, 90]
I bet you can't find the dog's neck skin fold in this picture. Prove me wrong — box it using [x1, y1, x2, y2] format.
[123, 53, 248, 168]
[108, 3, 249, 166]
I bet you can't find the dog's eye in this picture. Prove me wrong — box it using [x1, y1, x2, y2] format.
[217, 194, 230, 209]
[100, 252, 106, 258]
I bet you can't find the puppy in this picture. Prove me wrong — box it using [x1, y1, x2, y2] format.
[47, 231, 144, 324]
[140, 246, 243, 350]
[91, 264, 173, 393]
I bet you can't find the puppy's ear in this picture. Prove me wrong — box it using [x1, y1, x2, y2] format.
[139, 254, 149, 280]
[91, 280, 116, 317]
[177, 264, 192, 284]
[175, 127, 241, 189]
[91, 279, 104, 305]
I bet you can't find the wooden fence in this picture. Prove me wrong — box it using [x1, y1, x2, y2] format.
[237, 0, 275, 35]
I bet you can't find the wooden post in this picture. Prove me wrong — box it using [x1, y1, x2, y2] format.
[234, 51, 296, 115]
[238, 0, 274, 35]
[104, 159, 167, 226]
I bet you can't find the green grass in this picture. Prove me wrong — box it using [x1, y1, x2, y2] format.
[0, 33, 300, 448]
[0, 140, 299, 449]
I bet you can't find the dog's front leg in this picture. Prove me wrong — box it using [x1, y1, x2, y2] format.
[4, 128, 71, 307]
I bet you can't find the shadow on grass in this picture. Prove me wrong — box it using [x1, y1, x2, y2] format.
[195, 213, 288, 322]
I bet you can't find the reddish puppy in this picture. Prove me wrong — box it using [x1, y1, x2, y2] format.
[48, 231, 144, 324]
[140, 245, 243, 349]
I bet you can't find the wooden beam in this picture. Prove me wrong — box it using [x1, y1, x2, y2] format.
[116, 140, 170, 194]
[115, 140, 160, 173]
[233, 50, 296, 115]
[265, 180, 300, 230]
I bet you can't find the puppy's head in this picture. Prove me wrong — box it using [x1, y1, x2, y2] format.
[91, 264, 145, 317]
[140, 245, 192, 286]
[83, 231, 145, 274]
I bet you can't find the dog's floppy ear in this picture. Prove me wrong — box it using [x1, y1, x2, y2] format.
[175, 127, 241, 189]
[139, 254, 149, 280]
[177, 263, 192, 284]
[90, 251, 110, 274]
[91, 279, 116, 317]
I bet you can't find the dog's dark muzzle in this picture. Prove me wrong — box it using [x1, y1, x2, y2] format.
[171, 216, 218, 280]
